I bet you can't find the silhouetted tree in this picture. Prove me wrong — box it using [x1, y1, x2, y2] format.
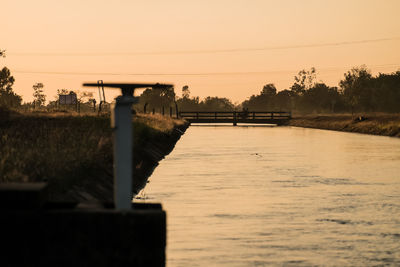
[290, 67, 317, 96]
[0, 67, 22, 108]
[302, 83, 341, 113]
[139, 86, 176, 112]
[176, 95, 200, 111]
[261, 83, 277, 96]
[275, 89, 292, 111]
[55, 88, 70, 99]
[372, 71, 400, 112]
[339, 66, 373, 113]
[200, 96, 235, 111]
[182, 85, 190, 99]
[242, 83, 277, 111]
[32, 83, 46, 108]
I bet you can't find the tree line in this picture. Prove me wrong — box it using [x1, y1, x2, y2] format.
[138, 66, 400, 114]
[1, 65, 400, 114]
[0, 67, 97, 112]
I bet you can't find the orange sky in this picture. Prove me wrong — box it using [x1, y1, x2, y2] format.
[2, 0, 400, 103]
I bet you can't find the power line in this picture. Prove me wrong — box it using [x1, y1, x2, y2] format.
[12, 63, 400, 77]
[8, 37, 400, 56]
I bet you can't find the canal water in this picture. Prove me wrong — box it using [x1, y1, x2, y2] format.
[136, 125, 400, 266]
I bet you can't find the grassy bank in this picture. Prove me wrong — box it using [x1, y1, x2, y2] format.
[0, 109, 188, 201]
[289, 113, 400, 137]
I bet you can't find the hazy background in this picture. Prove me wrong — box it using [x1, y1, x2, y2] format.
[2, 0, 400, 103]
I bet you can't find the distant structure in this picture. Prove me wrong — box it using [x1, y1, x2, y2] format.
[59, 91, 78, 110]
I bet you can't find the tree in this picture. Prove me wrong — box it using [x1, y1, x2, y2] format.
[261, 83, 277, 96]
[139, 85, 176, 112]
[32, 83, 46, 108]
[241, 83, 278, 111]
[200, 96, 234, 111]
[182, 85, 190, 99]
[290, 67, 317, 95]
[55, 88, 69, 99]
[0, 67, 22, 108]
[275, 90, 292, 111]
[372, 71, 400, 112]
[77, 90, 93, 103]
[339, 66, 373, 113]
[177, 85, 193, 112]
[302, 83, 341, 113]
[0, 49, 5, 58]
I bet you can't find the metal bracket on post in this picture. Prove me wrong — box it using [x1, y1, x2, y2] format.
[83, 82, 173, 210]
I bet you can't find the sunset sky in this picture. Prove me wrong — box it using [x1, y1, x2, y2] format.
[2, 0, 400, 103]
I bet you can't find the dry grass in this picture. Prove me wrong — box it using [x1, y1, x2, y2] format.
[290, 113, 400, 137]
[135, 113, 185, 134]
[0, 109, 185, 200]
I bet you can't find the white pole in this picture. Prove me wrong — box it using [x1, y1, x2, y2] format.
[111, 94, 137, 210]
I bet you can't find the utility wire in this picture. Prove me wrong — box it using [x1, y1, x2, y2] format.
[8, 37, 400, 56]
[12, 63, 400, 77]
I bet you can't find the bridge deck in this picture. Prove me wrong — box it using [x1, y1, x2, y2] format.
[179, 111, 291, 125]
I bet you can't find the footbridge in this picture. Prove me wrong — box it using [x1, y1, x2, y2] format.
[179, 111, 291, 126]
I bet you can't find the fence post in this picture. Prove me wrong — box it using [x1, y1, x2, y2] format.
[233, 111, 237, 126]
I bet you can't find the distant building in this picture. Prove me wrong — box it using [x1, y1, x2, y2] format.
[59, 91, 77, 105]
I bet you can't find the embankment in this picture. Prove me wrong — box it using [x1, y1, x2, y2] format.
[0, 110, 189, 202]
[289, 114, 400, 137]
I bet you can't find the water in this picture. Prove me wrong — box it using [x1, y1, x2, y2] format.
[136, 125, 400, 266]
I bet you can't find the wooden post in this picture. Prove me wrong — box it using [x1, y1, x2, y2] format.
[152, 108, 155, 115]
[215, 112, 217, 120]
[253, 112, 255, 120]
[233, 111, 237, 126]
[162, 107, 165, 115]
[196, 112, 199, 120]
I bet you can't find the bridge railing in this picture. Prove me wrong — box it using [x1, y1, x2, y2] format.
[179, 111, 291, 120]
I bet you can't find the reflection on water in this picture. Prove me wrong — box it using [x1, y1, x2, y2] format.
[136, 125, 400, 266]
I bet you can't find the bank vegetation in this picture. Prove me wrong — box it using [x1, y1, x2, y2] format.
[0, 108, 187, 201]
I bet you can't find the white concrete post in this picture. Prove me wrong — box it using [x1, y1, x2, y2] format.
[111, 95, 137, 210]
[83, 82, 172, 210]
